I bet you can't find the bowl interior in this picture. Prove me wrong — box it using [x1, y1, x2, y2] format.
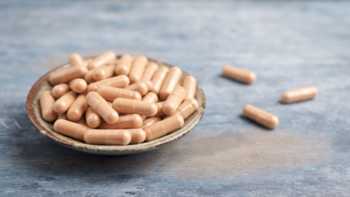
[26, 56, 206, 155]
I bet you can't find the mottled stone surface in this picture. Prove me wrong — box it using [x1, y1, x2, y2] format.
[1, 0, 350, 196]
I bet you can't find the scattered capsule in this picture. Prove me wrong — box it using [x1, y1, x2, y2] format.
[87, 75, 130, 92]
[88, 51, 116, 70]
[113, 98, 158, 117]
[85, 108, 101, 129]
[142, 92, 158, 103]
[53, 91, 76, 114]
[150, 66, 168, 93]
[141, 62, 158, 82]
[39, 90, 57, 122]
[177, 98, 199, 119]
[280, 86, 317, 104]
[48, 65, 88, 85]
[97, 86, 141, 102]
[145, 114, 184, 141]
[51, 83, 69, 99]
[183, 75, 197, 99]
[84, 129, 131, 145]
[159, 66, 183, 100]
[222, 65, 256, 84]
[100, 114, 143, 129]
[115, 54, 133, 75]
[162, 85, 186, 116]
[69, 53, 85, 67]
[91, 64, 115, 81]
[86, 92, 119, 124]
[242, 104, 279, 129]
[53, 119, 88, 141]
[126, 82, 149, 96]
[129, 55, 148, 82]
[67, 95, 88, 122]
[69, 78, 87, 93]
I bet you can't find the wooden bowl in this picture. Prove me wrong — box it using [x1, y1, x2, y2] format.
[26, 55, 206, 155]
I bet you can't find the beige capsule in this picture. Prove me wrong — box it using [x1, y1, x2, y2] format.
[145, 114, 184, 141]
[84, 129, 131, 145]
[97, 86, 141, 102]
[53, 91, 76, 114]
[87, 75, 130, 92]
[48, 65, 88, 85]
[280, 86, 318, 104]
[84, 70, 95, 82]
[141, 62, 158, 82]
[113, 98, 158, 117]
[222, 65, 256, 84]
[177, 98, 199, 119]
[91, 64, 115, 81]
[115, 54, 133, 75]
[150, 66, 168, 93]
[86, 91, 119, 124]
[39, 90, 57, 122]
[51, 83, 69, 99]
[155, 102, 165, 117]
[159, 66, 183, 100]
[162, 85, 186, 116]
[69, 78, 87, 93]
[53, 119, 88, 141]
[85, 108, 101, 129]
[126, 82, 149, 96]
[67, 95, 88, 122]
[129, 55, 148, 82]
[143, 117, 161, 128]
[242, 104, 279, 129]
[69, 53, 85, 67]
[88, 51, 116, 70]
[142, 92, 158, 103]
[183, 75, 197, 99]
[100, 114, 143, 129]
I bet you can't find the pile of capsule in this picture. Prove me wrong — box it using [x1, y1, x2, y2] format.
[39, 51, 199, 145]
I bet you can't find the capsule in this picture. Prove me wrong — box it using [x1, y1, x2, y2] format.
[155, 102, 165, 117]
[177, 99, 199, 119]
[126, 82, 149, 96]
[145, 114, 184, 141]
[162, 85, 186, 116]
[53, 119, 88, 141]
[159, 66, 183, 100]
[183, 75, 197, 99]
[88, 51, 116, 70]
[86, 92, 119, 124]
[129, 55, 148, 82]
[53, 91, 76, 114]
[143, 117, 161, 128]
[84, 129, 131, 145]
[69, 53, 85, 67]
[100, 114, 143, 129]
[222, 65, 256, 84]
[48, 65, 88, 85]
[97, 86, 141, 102]
[242, 104, 279, 129]
[67, 95, 88, 122]
[91, 64, 115, 81]
[69, 78, 87, 93]
[113, 98, 157, 117]
[280, 86, 318, 104]
[87, 75, 130, 92]
[51, 83, 69, 99]
[39, 90, 57, 122]
[150, 66, 168, 93]
[115, 54, 133, 75]
[142, 92, 158, 103]
[85, 108, 101, 129]
[141, 62, 158, 82]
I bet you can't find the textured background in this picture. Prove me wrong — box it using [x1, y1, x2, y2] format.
[1, 0, 350, 196]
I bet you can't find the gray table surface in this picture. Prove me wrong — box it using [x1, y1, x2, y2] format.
[1, 0, 350, 196]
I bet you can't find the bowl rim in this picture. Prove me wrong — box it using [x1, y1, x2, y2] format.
[26, 54, 206, 155]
